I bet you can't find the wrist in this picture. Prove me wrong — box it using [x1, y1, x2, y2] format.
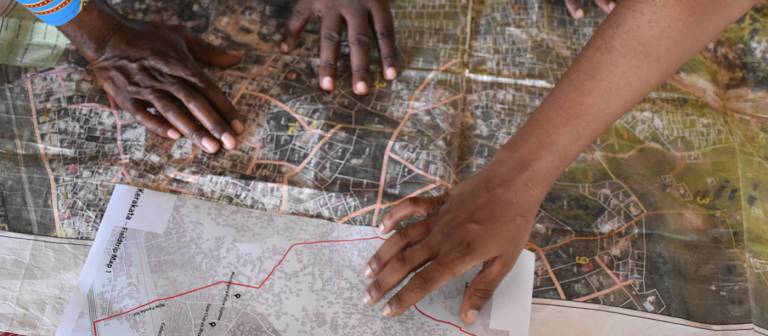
[484, 138, 567, 196]
[58, 0, 125, 62]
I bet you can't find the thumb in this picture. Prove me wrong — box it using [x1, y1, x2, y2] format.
[460, 253, 517, 325]
[170, 25, 243, 68]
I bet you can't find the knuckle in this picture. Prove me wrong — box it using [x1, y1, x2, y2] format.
[349, 33, 372, 47]
[470, 287, 495, 300]
[455, 239, 477, 256]
[322, 31, 341, 43]
[408, 272, 432, 293]
[394, 252, 409, 267]
[381, 54, 398, 64]
[174, 89, 193, 103]
[387, 294, 401, 309]
[318, 61, 337, 70]
[369, 254, 381, 270]
[376, 26, 396, 41]
[143, 89, 164, 102]
[395, 228, 410, 242]
[370, 279, 382, 293]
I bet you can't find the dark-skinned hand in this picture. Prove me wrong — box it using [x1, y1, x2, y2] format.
[59, 0, 244, 154]
[362, 157, 549, 324]
[280, 0, 399, 95]
[565, 0, 616, 19]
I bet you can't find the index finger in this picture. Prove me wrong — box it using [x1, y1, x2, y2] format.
[381, 257, 471, 317]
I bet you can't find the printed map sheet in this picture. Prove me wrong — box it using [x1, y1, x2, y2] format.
[0, 0, 766, 334]
[56, 185, 535, 336]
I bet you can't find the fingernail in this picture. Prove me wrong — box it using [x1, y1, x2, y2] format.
[228, 50, 245, 57]
[231, 120, 245, 134]
[280, 43, 289, 53]
[364, 265, 374, 279]
[608, 1, 616, 11]
[355, 81, 368, 95]
[167, 129, 181, 140]
[363, 291, 373, 306]
[381, 304, 393, 317]
[385, 67, 397, 80]
[202, 137, 220, 153]
[321, 76, 334, 91]
[221, 132, 237, 150]
[465, 309, 479, 325]
[574, 9, 584, 19]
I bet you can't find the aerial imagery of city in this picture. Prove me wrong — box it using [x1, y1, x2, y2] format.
[0, 0, 766, 333]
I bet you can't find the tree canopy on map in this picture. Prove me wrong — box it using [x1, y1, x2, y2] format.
[0, 0, 766, 330]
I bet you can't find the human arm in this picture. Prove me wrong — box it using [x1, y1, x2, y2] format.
[364, 0, 761, 323]
[24, 0, 245, 153]
[280, 0, 399, 95]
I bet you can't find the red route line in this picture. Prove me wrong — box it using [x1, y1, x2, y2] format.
[92, 235, 474, 336]
[414, 305, 476, 336]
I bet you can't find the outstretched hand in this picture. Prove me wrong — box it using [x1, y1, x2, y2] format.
[280, 0, 399, 95]
[363, 158, 549, 324]
[89, 22, 244, 154]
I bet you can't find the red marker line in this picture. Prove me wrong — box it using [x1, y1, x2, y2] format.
[91, 235, 478, 336]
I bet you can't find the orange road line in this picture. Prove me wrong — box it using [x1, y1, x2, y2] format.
[528, 242, 567, 300]
[107, 96, 129, 164]
[245, 141, 263, 174]
[247, 160, 298, 175]
[595, 255, 642, 308]
[413, 94, 465, 113]
[247, 91, 311, 131]
[372, 59, 460, 225]
[595, 256, 622, 284]
[574, 279, 635, 302]
[232, 55, 276, 104]
[288, 125, 342, 176]
[337, 204, 380, 224]
[160, 148, 199, 187]
[25, 79, 62, 236]
[278, 125, 342, 213]
[389, 153, 451, 188]
[544, 212, 646, 252]
[163, 186, 195, 195]
[336, 183, 441, 224]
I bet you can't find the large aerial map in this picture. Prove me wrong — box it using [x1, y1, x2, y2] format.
[0, 0, 767, 334]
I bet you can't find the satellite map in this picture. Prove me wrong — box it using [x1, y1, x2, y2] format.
[58, 185, 532, 336]
[0, 0, 767, 334]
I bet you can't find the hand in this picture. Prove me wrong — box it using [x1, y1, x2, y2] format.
[59, 1, 245, 154]
[565, 0, 616, 19]
[280, 0, 399, 95]
[362, 157, 550, 324]
[90, 22, 245, 154]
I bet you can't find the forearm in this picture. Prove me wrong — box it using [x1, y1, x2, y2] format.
[494, 0, 758, 183]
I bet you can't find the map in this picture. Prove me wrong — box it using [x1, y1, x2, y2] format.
[57, 185, 535, 336]
[0, 0, 767, 334]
